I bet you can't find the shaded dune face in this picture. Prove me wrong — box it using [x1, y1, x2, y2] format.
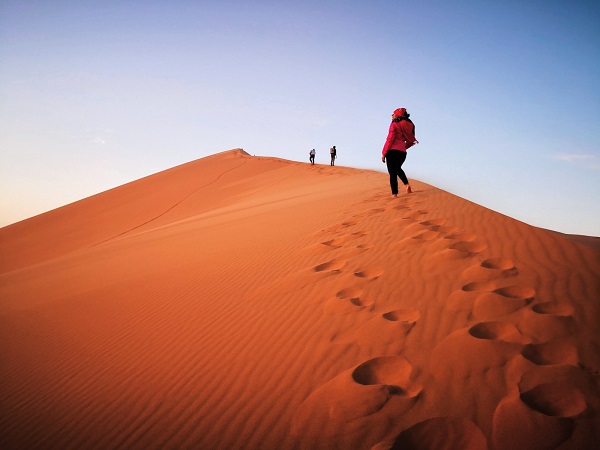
[1, 149, 599, 450]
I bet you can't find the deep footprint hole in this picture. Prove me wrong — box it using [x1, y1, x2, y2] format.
[532, 302, 574, 316]
[493, 285, 535, 300]
[336, 287, 364, 299]
[445, 232, 477, 242]
[314, 260, 346, 272]
[354, 268, 384, 280]
[520, 382, 586, 417]
[481, 258, 515, 270]
[352, 356, 413, 388]
[382, 309, 420, 323]
[420, 218, 447, 227]
[521, 341, 578, 366]
[468, 321, 517, 340]
[462, 281, 495, 292]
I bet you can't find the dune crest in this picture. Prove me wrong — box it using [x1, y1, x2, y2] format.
[1, 150, 599, 449]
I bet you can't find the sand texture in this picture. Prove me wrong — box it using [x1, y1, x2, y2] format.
[1, 149, 599, 449]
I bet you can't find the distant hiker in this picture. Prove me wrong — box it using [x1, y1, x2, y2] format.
[330, 146, 337, 166]
[309, 148, 316, 165]
[381, 107, 418, 196]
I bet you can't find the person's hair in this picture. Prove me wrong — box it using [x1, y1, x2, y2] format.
[394, 112, 410, 122]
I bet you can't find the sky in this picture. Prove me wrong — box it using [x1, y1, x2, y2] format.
[1, 0, 599, 235]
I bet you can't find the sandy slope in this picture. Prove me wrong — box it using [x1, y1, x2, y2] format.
[1, 149, 599, 449]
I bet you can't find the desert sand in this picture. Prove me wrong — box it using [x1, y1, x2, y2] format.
[1, 148, 599, 449]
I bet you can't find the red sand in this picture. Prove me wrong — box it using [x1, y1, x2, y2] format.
[1, 149, 599, 449]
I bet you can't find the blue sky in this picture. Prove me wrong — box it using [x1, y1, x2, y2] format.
[1, 0, 599, 235]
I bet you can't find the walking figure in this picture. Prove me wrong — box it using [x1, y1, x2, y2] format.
[381, 108, 418, 196]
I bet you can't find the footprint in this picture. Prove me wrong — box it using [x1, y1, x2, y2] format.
[448, 283, 534, 319]
[352, 356, 420, 397]
[520, 382, 587, 417]
[435, 241, 487, 260]
[292, 357, 420, 435]
[324, 287, 372, 315]
[462, 258, 519, 281]
[324, 298, 372, 315]
[393, 231, 440, 250]
[319, 224, 345, 234]
[521, 340, 579, 366]
[334, 308, 419, 353]
[354, 267, 384, 281]
[461, 281, 497, 292]
[438, 225, 462, 234]
[532, 302, 574, 316]
[420, 218, 447, 230]
[461, 283, 534, 299]
[398, 222, 430, 235]
[321, 221, 359, 234]
[412, 230, 439, 241]
[382, 308, 420, 323]
[473, 288, 535, 319]
[482, 258, 515, 270]
[382, 417, 487, 450]
[450, 241, 487, 254]
[518, 303, 574, 342]
[313, 259, 346, 273]
[321, 231, 369, 248]
[321, 238, 344, 249]
[395, 196, 420, 206]
[494, 285, 535, 300]
[444, 232, 477, 242]
[420, 218, 447, 226]
[336, 286, 364, 301]
[468, 321, 529, 344]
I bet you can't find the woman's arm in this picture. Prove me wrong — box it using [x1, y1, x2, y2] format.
[382, 123, 397, 157]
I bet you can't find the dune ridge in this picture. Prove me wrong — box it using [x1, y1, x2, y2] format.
[1, 149, 599, 449]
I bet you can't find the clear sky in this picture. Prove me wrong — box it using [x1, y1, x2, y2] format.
[1, 0, 599, 235]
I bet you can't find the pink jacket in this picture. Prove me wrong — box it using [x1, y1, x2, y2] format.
[382, 116, 417, 156]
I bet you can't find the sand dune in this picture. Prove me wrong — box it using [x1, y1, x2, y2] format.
[1, 149, 599, 449]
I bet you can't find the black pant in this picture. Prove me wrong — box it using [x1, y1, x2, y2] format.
[385, 150, 408, 195]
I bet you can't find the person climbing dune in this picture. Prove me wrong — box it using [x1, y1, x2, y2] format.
[381, 107, 418, 196]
